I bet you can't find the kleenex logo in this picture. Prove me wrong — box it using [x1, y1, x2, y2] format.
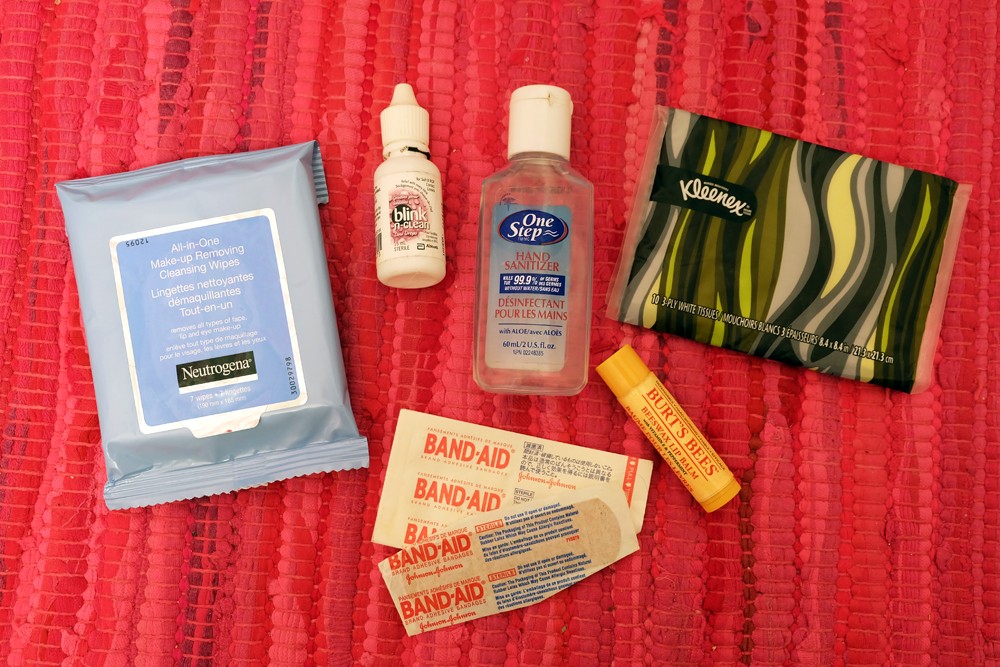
[497, 210, 568, 245]
[678, 177, 753, 218]
[652, 166, 756, 222]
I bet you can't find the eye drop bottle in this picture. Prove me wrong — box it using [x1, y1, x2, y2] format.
[374, 83, 446, 288]
[597, 344, 741, 512]
[473, 85, 594, 395]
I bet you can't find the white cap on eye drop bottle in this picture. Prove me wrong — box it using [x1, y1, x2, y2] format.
[506, 85, 573, 160]
[380, 83, 430, 157]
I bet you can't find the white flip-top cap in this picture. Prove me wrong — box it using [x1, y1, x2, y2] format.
[380, 83, 429, 156]
[507, 85, 573, 160]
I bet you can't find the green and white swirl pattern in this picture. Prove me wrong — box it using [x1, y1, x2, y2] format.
[611, 108, 969, 392]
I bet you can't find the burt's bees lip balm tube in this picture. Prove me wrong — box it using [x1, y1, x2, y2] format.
[596, 344, 741, 512]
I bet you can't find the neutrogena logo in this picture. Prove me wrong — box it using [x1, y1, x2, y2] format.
[176, 351, 257, 392]
[497, 209, 568, 245]
[651, 166, 756, 222]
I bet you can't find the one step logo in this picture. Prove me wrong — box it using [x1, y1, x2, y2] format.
[651, 165, 756, 222]
[176, 351, 258, 393]
[498, 209, 568, 245]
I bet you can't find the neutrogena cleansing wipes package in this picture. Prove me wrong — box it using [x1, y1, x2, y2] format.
[57, 142, 368, 509]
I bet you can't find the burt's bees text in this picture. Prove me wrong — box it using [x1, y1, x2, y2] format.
[636, 386, 720, 488]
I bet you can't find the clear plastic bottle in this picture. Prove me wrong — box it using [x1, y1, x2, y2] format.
[374, 83, 446, 288]
[473, 85, 594, 395]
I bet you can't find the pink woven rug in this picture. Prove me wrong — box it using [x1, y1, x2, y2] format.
[0, 0, 996, 664]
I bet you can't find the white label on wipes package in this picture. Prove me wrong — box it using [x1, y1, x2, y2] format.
[110, 209, 306, 437]
[379, 486, 638, 635]
[372, 410, 653, 548]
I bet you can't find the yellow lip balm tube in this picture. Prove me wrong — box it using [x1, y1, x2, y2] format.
[596, 344, 741, 512]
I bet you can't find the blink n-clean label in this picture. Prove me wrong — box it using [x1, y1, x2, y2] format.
[110, 208, 306, 433]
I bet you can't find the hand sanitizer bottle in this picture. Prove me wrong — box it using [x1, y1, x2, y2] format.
[473, 85, 594, 395]
[374, 83, 446, 288]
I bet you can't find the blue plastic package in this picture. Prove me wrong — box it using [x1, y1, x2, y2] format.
[57, 142, 368, 508]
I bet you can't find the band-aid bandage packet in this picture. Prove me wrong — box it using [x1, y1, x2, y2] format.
[379, 485, 639, 635]
[373, 410, 653, 548]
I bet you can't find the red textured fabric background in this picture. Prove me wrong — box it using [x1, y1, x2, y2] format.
[0, 0, 995, 664]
